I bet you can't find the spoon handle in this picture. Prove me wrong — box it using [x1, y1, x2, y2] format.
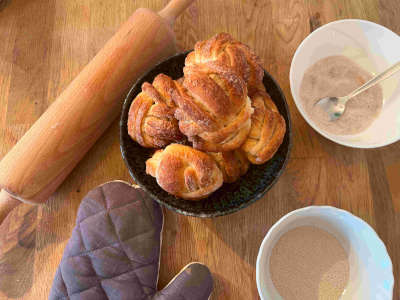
[343, 61, 400, 103]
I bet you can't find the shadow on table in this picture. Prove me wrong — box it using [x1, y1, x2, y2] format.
[0, 181, 81, 298]
[209, 272, 233, 300]
[0, 196, 78, 298]
[0, 205, 39, 298]
[0, 0, 11, 12]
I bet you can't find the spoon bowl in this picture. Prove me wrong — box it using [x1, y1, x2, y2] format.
[314, 97, 346, 121]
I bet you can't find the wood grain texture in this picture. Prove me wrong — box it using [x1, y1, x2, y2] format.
[0, 0, 398, 299]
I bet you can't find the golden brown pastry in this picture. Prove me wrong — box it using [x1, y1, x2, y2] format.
[241, 89, 286, 164]
[172, 62, 253, 152]
[185, 32, 265, 96]
[127, 74, 184, 148]
[146, 144, 223, 200]
[209, 150, 250, 183]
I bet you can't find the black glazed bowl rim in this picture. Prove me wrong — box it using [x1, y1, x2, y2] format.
[120, 51, 292, 218]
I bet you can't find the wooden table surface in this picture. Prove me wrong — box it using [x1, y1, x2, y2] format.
[0, 0, 399, 299]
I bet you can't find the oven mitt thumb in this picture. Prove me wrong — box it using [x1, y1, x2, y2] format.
[49, 181, 213, 300]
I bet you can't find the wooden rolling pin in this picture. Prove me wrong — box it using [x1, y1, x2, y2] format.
[0, 0, 195, 224]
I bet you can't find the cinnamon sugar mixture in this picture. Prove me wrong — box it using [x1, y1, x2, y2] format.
[300, 55, 382, 135]
[269, 226, 349, 300]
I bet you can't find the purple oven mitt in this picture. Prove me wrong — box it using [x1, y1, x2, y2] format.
[49, 181, 213, 300]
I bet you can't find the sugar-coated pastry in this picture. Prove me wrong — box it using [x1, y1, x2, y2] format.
[130, 34, 287, 201]
[172, 63, 253, 152]
[185, 32, 265, 96]
[127, 74, 184, 148]
[209, 150, 250, 183]
[146, 144, 223, 200]
[241, 89, 286, 164]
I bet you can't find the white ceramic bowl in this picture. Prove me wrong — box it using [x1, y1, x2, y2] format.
[290, 19, 400, 148]
[256, 206, 394, 300]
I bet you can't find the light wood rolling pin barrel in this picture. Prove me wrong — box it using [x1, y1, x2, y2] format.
[0, 0, 195, 224]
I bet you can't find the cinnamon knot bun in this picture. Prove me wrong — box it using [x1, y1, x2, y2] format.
[172, 63, 253, 152]
[146, 144, 223, 200]
[127, 74, 184, 148]
[241, 89, 286, 164]
[209, 150, 250, 183]
[185, 32, 265, 96]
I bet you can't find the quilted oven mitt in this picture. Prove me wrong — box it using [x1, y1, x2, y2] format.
[50, 181, 213, 300]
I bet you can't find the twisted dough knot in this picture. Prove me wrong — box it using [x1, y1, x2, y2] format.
[184, 32, 286, 163]
[146, 144, 223, 200]
[209, 149, 249, 183]
[172, 60, 253, 152]
[127, 74, 184, 148]
[241, 89, 286, 164]
[185, 32, 265, 96]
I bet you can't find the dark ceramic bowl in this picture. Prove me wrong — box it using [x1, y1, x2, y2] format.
[120, 51, 291, 217]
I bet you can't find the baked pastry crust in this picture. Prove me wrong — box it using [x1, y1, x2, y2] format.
[186, 32, 265, 96]
[127, 74, 184, 148]
[146, 144, 223, 200]
[241, 89, 286, 164]
[209, 150, 250, 183]
[172, 63, 253, 152]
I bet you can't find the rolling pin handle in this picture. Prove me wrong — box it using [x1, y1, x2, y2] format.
[0, 189, 20, 224]
[159, 0, 196, 26]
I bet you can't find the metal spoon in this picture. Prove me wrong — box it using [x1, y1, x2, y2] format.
[315, 61, 400, 121]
